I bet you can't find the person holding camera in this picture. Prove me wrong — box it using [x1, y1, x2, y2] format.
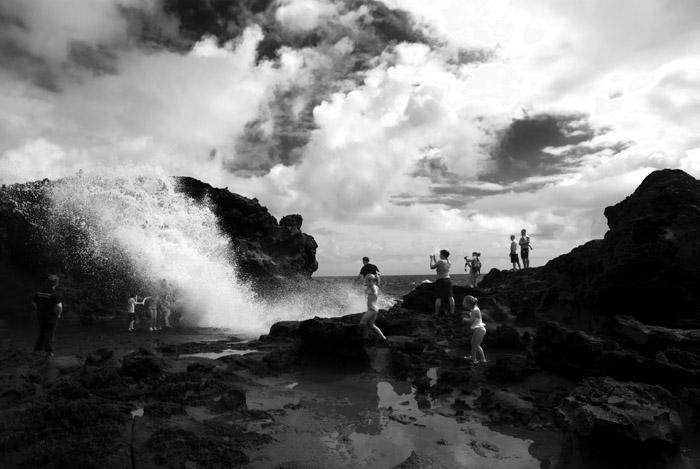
[464, 252, 482, 287]
[430, 250, 454, 316]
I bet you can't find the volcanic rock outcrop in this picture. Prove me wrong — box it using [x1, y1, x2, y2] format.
[176, 176, 318, 280]
[469, 169, 700, 328]
[0, 176, 318, 318]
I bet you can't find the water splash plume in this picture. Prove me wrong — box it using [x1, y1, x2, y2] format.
[42, 173, 383, 335]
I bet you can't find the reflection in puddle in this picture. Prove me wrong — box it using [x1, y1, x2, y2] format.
[345, 381, 538, 468]
[426, 367, 438, 387]
[178, 349, 255, 359]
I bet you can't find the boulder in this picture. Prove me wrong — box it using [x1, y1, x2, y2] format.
[476, 170, 700, 327]
[546, 169, 700, 325]
[476, 388, 538, 426]
[51, 355, 83, 374]
[121, 348, 164, 379]
[611, 315, 700, 352]
[212, 387, 247, 412]
[533, 322, 619, 377]
[393, 450, 435, 469]
[267, 321, 301, 338]
[534, 322, 699, 387]
[596, 349, 698, 388]
[556, 377, 683, 468]
[279, 214, 303, 229]
[177, 177, 318, 281]
[296, 317, 370, 367]
[401, 283, 495, 317]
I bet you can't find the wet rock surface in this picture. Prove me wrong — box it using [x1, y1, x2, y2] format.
[556, 377, 684, 469]
[0, 176, 319, 319]
[0, 344, 274, 468]
[2, 169, 700, 468]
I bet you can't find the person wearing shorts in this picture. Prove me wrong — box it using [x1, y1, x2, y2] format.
[360, 274, 387, 342]
[465, 252, 481, 287]
[510, 235, 521, 270]
[462, 295, 487, 364]
[127, 294, 145, 332]
[430, 249, 454, 316]
[519, 229, 533, 268]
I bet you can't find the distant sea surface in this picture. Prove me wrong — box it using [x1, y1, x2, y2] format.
[314, 274, 473, 301]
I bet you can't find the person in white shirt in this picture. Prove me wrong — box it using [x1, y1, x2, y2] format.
[127, 294, 146, 332]
[509, 235, 521, 271]
[462, 295, 487, 364]
[360, 274, 387, 342]
[519, 229, 533, 268]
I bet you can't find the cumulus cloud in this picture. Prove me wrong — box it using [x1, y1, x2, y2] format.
[1, 0, 699, 276]
[275, 0, 339, 32]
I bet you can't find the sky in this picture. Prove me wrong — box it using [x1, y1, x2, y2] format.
[1, 0, 699, 276]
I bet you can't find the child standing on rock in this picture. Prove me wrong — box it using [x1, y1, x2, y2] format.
[127, 294, 145, 332]
[462, 295, 487, 364]
[360, 274, 387, 343]
[465, 252, 482, 287]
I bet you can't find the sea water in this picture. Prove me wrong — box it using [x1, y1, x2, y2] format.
[44, 174, 369, 335]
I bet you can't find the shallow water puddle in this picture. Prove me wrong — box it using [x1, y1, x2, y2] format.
[252, 372, 539, 468]
[342, 381, 538, 468]
[178, 348, 256, 359]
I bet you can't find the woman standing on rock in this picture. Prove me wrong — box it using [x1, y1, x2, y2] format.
[462, 295, 487, 364]
[430, 250, 454, 316]
[360, 274, 387, 342]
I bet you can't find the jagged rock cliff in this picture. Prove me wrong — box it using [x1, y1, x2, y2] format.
[0, 176, 318, 318]
[175, 177, 318, 280]
[472, 169, 700, 327]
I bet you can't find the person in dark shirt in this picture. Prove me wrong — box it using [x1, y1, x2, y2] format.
[32, 274, 63, 357]
[356, 256, 381, 286]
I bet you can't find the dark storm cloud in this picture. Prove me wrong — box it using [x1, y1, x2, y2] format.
[229, 87, 315, 174]
[158, 0, 430, 62]
[68, 42, 119, 76]
[391, 182, 512, 208]
[153, 0, 441, 173]
[0, 2, 135, 92]
[0, 38, 60, 91]
[410, 156, 457, 182]
[395, 114, 628, 209]
[481, 113, 597, 185]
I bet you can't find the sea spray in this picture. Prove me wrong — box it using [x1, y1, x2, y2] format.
[42, 174, 379, 334]
[47, 174, 265, 332]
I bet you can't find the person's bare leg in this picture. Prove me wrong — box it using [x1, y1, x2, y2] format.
[471, 328, 486, 363]
[448, 297, 455, 315]
[369, 318, 387, 340]
[435, 298, 442, 316]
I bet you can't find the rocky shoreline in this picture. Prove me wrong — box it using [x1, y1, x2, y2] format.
[1, 168, 699, 468]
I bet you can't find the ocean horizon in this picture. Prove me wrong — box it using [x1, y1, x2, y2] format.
[314, 273, 474, 300]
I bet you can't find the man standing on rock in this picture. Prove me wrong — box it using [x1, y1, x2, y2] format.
[519, 229, 533, 268]
[510, 235, 521, 271]
[32, 274, 63, 357]
[356, 256, 381, 286]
